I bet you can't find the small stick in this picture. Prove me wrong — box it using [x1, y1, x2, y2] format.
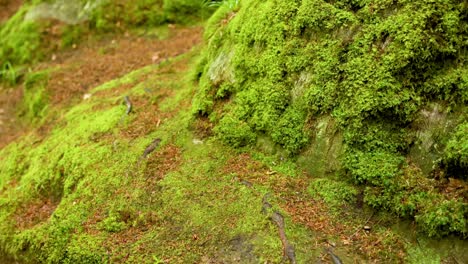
[119, 96, 133, 124]
[348, 212, 374, 240]
[141, 138, 161, 159]
[326, 247, 343, 264]
[124, 96, 132, 115]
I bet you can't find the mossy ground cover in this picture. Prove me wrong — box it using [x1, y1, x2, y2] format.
[0, 0, 214, 84]
[194, 0, 468, 238]
[1, 40, 448, 263]
[1, 0, 468, 263]
[0, 53, 304, 263]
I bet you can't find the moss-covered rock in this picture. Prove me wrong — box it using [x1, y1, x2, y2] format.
[444, 120, 468, 179]
[194, 0, 468, 237]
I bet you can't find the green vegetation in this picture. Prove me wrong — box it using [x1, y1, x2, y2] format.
[0, 62, 21, 86]
[0, 0, 215, 82]
[444, 121, 468, 179]
[308, 178, 357, 210]
[0, 54, 321, 263]
[0, 5, 42, 69]
[20, 70, 50, 122]
[194, 0, 468, 237]
[89, 0, 215, 31]
[1, 0, 468, 262]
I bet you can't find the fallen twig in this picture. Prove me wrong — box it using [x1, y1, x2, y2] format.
[119, 96, 133, 124]
[124, 96, 132, 115]
[325, 247, 343, 264]
[348, 212, 374, 240]
[141, 138, 161, 159]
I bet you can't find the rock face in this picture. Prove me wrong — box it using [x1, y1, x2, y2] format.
[297, 116, 343, 178]
[409, 103, 459, 176]
[25, 0, 104, 24]
[194, 0, 468, 236]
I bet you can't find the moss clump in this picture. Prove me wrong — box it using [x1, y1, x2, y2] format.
[89, 0, 166, 32]
[214, 113, 257, 147]
[0, 5, 42, 67]
[20, 70, 50, 122]
[444, 121, 468, 179]
[89, 0, 213, 32]
[308, 178, 357, 209]
[194, 0, 468, 236]
[0, 0, 214, 82]
[416, 199, 468, 237]
[163, 0, 213, 24]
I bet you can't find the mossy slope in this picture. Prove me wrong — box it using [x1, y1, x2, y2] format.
[0, 53, 324, 263]
[194, 0, 468, 237]
[0, 0, 213, 80]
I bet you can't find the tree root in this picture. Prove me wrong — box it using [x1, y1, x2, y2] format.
[325, 247, 343, 264]
[262, 194, 297, 264]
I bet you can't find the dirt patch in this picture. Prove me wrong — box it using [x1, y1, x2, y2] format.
[0, 87, 25, 149]
[119, 95, 172, 139]
[222, 153, 268, 180]
[0, 0, 22, 22]
[14, 198, 58, 230]
[42, 26, 202, 105]
[202, 235, 258, 263]
[222, 153, 408, 263]
[0, 26, 202, 150]
[191, 116, 214, 138]
[436, 177, 468, 201]
[143, 144, 182, 183]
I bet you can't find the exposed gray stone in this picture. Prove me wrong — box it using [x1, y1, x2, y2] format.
[25, 0, 104, 25]
[408, 103, 459, 175]
[297, 115, 343, 177]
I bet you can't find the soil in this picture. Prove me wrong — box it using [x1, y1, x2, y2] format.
[14, 198, 58, 230]
[0, 88, 25, 149]
[0, 25, 202, 149]
[0, 0, 22, 23]
[0, 0, 25, 148]
[42, 26, 202, 105]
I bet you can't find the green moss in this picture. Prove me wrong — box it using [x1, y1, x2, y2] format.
[59, 235, 105, 264]
[0, 62, 22, 86]
[0, 0, 213, 84]
[61, 25, 88, 48]
[0, 66, 141, 262]
[416, 199, 468, 237]
[214, 113, 256, 148]
[194, 0, 468, 236]
[308, 178, 357, 210]
[0, 52, 322, 262]
[99, 213, 127, 233]
[444, 121, 468, 179]
[89, 0, 166, 32]
[20, 70, 50, 122]
[0, 5, 42, 66]
[88, 0, 213, 32]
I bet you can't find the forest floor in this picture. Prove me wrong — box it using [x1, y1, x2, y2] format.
[0, 25, 201, 148]
[0, 0, 22, 23]
[0, 9, 466, 264]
